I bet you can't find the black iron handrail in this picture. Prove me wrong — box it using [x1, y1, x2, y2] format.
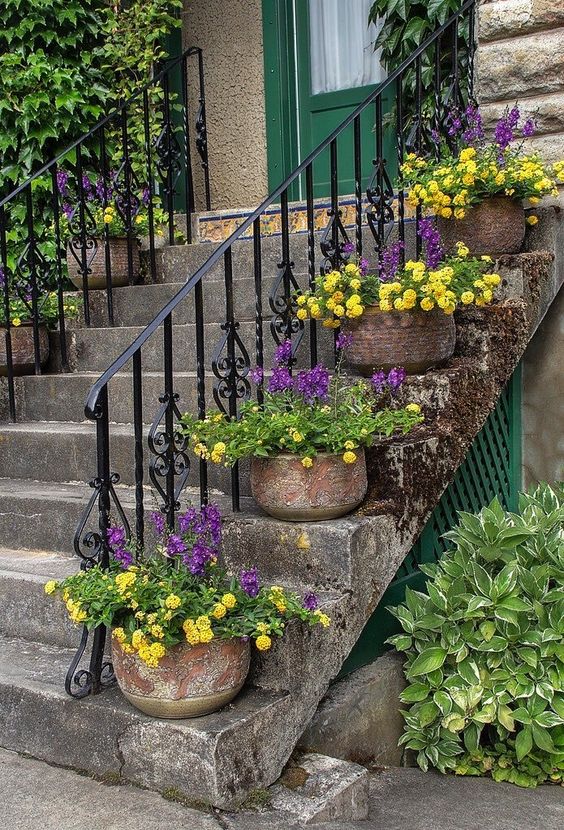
[63, 1, 475, 698]
[0, 43, 210, 421]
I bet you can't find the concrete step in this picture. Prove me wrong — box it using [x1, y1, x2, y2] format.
[55, 321, 334, 374]
[0, 633, 293, 807]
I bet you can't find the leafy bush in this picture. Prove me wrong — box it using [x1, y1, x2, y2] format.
[389, 483, 564, 787]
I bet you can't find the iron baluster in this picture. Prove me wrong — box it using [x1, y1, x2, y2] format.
[305, 163, 318, 368]
[142, 89, 158, 283]
[434, 32, 443, 149]
[181, 53, 195, 241]
[51, 165, 69, 370]
[353, 115, 363, 260]
[24, 187, 42, 374]
[132, 351, 145, 552]
[98, 125, 115, 322]
[195, 47, 211, 211]
[120, 107, 136, 286]
[74, 144, 93, 326]
[0, 205, 15, 421]
[415, 57, 423, 259]
[395, 74, 406, 264]
[269, 188, 303, 351]
[366, 96, 394, 257]
[148, 314, 191, 530]
[468, 3, 476, 100]
[320, 139, 351, 274]
[253, 218, 265, 406]
[194, 276, 208, 505]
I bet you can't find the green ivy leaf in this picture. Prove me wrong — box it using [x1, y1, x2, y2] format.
[515, 727, 533, 762]
[407, 647, 448, 678]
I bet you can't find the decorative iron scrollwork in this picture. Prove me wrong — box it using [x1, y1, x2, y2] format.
[268, 259, 304, 348]
[65, 626, 116, 700]
[319, 209, 351, 275]
[154, 119, 183, 199]
[73, 473, 130, 567]
[66, 198, 99, 281]
[112, 156, 142, 233]
[148, 392, 190, 515]
[211, 322, 251, 413]
[195, 99, 208, 171]
[366, 158, 395, 253]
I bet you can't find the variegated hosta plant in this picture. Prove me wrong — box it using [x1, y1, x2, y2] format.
[389, 482, 564, 788]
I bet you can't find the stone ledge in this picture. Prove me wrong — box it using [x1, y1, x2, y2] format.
[479, 93, 564, 138]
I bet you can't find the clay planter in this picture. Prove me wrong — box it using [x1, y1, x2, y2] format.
[343, 306, 456, 376]
[0, 322, 49, 376]
[437, 196, 525, 257]
[112, 634, 251, 719]
[250, 450, 368, 521]
[66, 237, 140, 290]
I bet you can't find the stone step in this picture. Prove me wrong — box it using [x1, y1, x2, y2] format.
[0, 476, 383, 591]
[0, 633, 293, 807]
[55, 321, 334, 374]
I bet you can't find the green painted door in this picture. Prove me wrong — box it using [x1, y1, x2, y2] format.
[263, 0, 393, 199]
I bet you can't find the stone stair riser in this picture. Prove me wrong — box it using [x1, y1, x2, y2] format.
[0, 571, 77, 649]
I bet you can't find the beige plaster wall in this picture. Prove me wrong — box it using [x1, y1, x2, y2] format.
[182, 0, 268, 210]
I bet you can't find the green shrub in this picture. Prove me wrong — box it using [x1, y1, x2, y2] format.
[389, 482, 564, 787]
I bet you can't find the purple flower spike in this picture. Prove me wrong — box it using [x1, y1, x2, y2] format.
[294, 365, 330, 405]
[166, 533, 187, 557]
[303, 592, 318, 611]
[250, 366, 264, 385]
[151, 511, 166, 536]
[336, 332, 353, 351]
[359, 257, 370, 275]
[342, 241, 355, 254]
[106, 525, 132, 569]
[240, 567, 260, 597]
[387, 367, 406, 392]
[274, 340, 293, 366]
[522, 117, 536, 138]
[379, 241, 404, 282]
[371, 370, 387, 394]
[418, 218, 444, 270]
[267, 365, 293, 394]
[56, 170, 69, 197]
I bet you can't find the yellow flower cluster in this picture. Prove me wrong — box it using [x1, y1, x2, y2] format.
[115, 570, 136, 595]
[164, 593, 182, 609]
[183, 615, 214, 645]
[210, 441, 226, 463]
[65, 597, 87, 624]
[314, 610, 331, 628]
[378, 246, 500, 314]
[103, 205, 115, 225]
[402, 147, 562, 218]
[268, 585, 287, 614]
[296, 265, 364, 328]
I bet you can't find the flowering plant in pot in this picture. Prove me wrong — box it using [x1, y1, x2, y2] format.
[57, 170, 168, 289]
[295, 221, 501, 375]
[45, 504, 329, 718]
[400, 103, 564, 256]
[0, 268, 81, 375]
[180, 340, 423, 521]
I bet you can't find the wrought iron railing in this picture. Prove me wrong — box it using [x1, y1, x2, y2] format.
[60, 1, 475, 697]
[0, 45, 210, 422]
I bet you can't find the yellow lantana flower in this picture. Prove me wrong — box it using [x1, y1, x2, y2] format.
[256, 634, 272, 651]
[342, 451, 357, 464]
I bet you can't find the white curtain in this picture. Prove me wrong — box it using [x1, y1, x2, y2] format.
[309, 0, 385, 95]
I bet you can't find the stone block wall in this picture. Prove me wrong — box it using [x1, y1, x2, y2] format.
[477, 0, 564, 165]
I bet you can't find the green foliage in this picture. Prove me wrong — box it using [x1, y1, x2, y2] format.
[389, 483, 564, 787]
[0, 0, 109, 189]
[0, 289, 80, 327]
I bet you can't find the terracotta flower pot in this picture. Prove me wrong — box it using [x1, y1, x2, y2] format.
[343, 306, 456, 376]
[112, 634, 251, 719]
[437, 196, 525, 257]
[250, 450, 367, 521]
[66, 237, 140, 290]
[0, 322, 49, 376]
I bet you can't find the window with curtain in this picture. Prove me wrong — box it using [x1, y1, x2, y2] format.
[309, 0, 385, 95]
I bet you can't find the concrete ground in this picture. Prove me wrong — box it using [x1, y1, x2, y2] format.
[1, 748, 562, 830]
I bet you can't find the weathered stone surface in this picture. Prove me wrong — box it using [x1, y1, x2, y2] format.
[477, 29, 564, 101]
[299, 653, 407, 767]
[479, 0, 564, 42]
[269, 753, 369, 824]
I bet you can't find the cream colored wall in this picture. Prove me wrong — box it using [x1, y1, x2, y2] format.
[182, 0, 268, 210]
[477, 1, 564, 487]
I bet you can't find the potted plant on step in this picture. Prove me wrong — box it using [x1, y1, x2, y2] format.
[180, 341, 423, 521]
[0, 270, 80, 375]
[401, 103, 564, 256]
[58, 170, 165, 289]
[45, 505, 329, 718]
[296, 221, 501, 376]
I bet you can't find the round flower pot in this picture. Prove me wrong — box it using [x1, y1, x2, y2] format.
[66, 237, 140, 290]
[437, 196, 525, 257]
[343, 306, 456, 376]
[0, 322, 49, 376]
[250, 450, 368, 521]
[112, 634, 251, 719]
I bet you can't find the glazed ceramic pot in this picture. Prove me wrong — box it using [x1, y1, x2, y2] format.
[112, 634, 251, 719]
[66, 237, 140, 289]
[0, 322, 49, 376]
[437, 196, 525, 257]
[343, 306, 456, 376]
[250, 450, 368, 521]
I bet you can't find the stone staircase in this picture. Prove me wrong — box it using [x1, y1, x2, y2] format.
[0, 207, 561, 808]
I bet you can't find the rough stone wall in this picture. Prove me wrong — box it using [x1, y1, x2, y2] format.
[182, 0, 268, 210]
[477, 0, 564, 166]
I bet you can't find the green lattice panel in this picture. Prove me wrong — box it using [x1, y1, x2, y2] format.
[340, 364, 522, 676]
